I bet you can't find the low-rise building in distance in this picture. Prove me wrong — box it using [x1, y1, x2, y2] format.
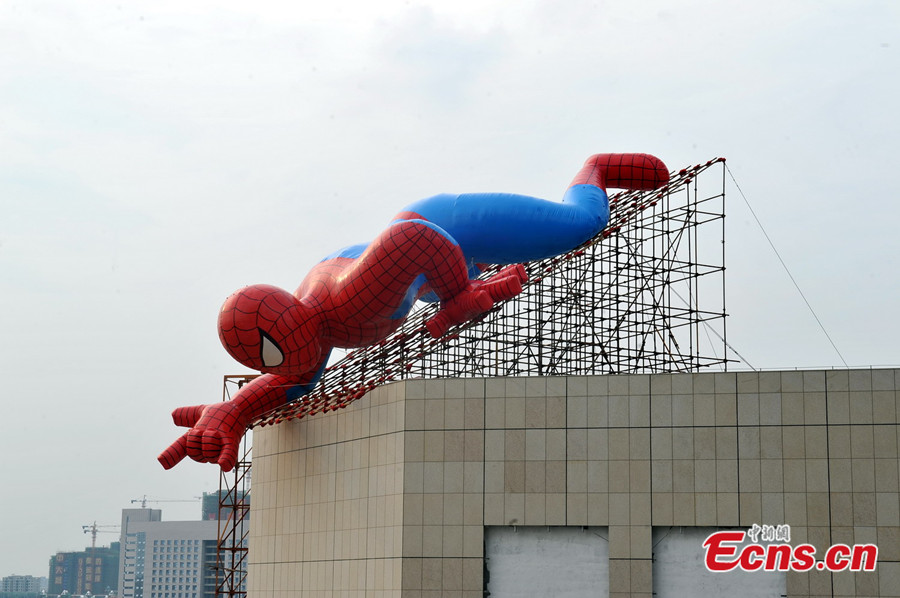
[0, 574, 46, 595]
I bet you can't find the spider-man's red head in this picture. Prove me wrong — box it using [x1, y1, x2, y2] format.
[218, 284, 321, 375]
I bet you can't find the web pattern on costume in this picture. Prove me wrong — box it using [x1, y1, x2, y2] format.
[304, 219, 473, 346]
[572, 153, 668, 190]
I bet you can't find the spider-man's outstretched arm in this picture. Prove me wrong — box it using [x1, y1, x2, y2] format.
[157, 370, 321, 471]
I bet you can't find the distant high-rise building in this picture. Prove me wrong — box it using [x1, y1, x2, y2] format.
[1, 575, 44, 594]
[118, 509, 162, 598]
[116, 509, 219, 598]
[47, 543, 119, 596]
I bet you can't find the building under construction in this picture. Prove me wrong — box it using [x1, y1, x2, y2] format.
[48, 543, 119, 597]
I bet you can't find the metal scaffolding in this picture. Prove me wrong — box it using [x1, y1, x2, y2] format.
[215, 157, 729, 598]
[215, 376, 253, 598]
[257, 157, 730, 425]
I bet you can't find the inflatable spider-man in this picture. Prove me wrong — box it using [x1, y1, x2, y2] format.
[158, 153, 669, 471]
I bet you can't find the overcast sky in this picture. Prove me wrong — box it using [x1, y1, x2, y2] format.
[2, 0, 899, 579]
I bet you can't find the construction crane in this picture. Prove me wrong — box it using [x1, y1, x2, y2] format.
[82, 521, 120, 547]
[131, 495, 203, 508]
[81, 522, 120, 593]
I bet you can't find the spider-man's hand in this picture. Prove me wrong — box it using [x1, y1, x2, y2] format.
[426, 264, 528, 338]
[157, 402, 248, 471]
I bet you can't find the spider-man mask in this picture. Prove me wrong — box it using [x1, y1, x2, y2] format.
[217, 284, 320, 375]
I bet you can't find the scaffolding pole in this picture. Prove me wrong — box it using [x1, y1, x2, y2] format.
[215, 376, 254, 598]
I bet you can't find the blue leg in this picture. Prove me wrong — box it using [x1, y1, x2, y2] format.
[400, 185, 609, 265]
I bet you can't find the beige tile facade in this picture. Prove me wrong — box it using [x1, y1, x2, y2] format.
[249, 369, 900, 597]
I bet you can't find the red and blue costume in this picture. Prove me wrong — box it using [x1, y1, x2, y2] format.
[158, 153, 669, 470]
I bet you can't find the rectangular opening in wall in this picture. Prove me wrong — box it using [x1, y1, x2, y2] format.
[652, 527, 787, 597]
[484, 526, 609, 597]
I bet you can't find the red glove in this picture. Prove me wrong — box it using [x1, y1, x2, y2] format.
[157, 402, 248, 472]
[426, 264, 527, 338]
